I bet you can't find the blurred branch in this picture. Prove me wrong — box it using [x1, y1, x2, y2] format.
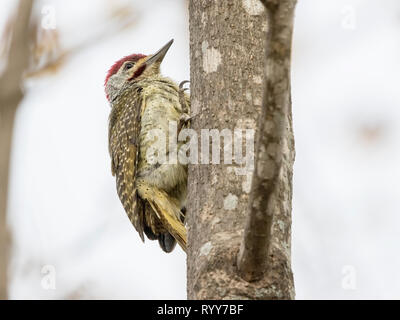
[0, 0, 137, 299]
[25, 2, 138, 78]
[0, 0, 33, 300]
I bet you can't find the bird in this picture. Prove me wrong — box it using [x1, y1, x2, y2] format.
[104, 39, 190, 253]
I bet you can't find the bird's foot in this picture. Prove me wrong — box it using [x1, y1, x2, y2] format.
[178, 112, 201, 132]
[179, 80, 190, 91]
[178, 113, 191, 132]
[178, 80, 190, 113]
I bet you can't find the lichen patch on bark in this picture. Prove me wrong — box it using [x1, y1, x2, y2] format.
[223, 193, 239, 210]
[242, 0, 265, 16]
[201, 41, 222, 74]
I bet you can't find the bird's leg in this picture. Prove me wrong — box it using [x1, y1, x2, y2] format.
[177, 80, 190, 132]
[178, 111, 203, 132]
[178, 113, 194, 133]
[178, 80, 203, 132]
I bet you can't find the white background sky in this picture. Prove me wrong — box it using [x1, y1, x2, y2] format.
[1, 0, 399, 299]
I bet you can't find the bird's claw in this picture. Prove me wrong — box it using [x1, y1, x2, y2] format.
[178, 80, 190, 113]
[179, 112, 200, 125]
[179, 113, 192, 124]
[178, 112, 200, 132]
[179, 80, 190, 91]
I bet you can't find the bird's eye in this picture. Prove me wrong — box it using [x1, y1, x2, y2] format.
[125, 63, 134, 70]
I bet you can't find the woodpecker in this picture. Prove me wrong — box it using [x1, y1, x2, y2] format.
[105, 39, 190, 253]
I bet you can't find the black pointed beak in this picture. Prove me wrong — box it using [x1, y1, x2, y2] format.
[146, 39, 174, 66]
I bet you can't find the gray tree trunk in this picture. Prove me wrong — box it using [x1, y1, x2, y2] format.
[187, 0, 296, 299]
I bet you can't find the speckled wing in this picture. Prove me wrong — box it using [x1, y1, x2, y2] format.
[108, 87, 145, 241]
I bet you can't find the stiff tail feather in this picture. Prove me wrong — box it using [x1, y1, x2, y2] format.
[138, 185, 187, 252]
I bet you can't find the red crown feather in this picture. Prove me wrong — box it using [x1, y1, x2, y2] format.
[104, 53, 146, 87]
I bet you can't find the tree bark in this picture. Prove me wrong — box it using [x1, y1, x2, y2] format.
[187, 0, 296, 300]
[0, 0, 33, 300]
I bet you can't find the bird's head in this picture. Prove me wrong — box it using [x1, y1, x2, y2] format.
[105, 39, 173, 101]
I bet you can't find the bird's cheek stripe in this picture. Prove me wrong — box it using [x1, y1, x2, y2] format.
[129, 65, 146, 81]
